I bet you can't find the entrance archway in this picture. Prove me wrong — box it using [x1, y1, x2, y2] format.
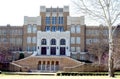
[38, 61, 41, 70]
[50, 47, 56, 55]
[41, 47, 47, 55]
[60, 47, 66, 55]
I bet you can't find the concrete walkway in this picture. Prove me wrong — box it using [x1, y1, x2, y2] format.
[0, 75, 119, 79]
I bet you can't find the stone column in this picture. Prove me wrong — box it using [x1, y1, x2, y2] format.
[47, 39, 50, 55]
[56, 39, 59, 55]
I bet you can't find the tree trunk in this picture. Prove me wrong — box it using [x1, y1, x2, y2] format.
[108, 26, 114, 77]
[98, 55, 101, 65]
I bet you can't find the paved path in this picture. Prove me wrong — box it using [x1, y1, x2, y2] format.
[0, 75, 119, 79]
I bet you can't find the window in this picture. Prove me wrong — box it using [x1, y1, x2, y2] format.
[58, 26, 64, 31]
[51, 26, 56, 32]
[71, 25, 75, 33]
[27, 24, 32, 33]
[58, 17, 63, 24]
[45, 26, 50, 31]
[103, 30, 108, 35]
[52, 17, 56, 24]
[60, 39, 66, 45]
[32, 46, 36, 51]
[27, 46, 30, 51]
[86, 39, 92, 44]
[33, 25, 37, 33]
[76, 25, 81, 33]
[32, 37, 36, 43]
[71, 47, 75, 52]
[71, 37, 75, 44]
[16, 38, 22, 45]
[80, 55, 85, 60]
[46, 17, 50, 24]
[27, 37, 31, 44]
[41, 39, 47, 45]
[76, 47, 80, 52]
[76, 37, 81, 44]
[51, 39, 56, 45]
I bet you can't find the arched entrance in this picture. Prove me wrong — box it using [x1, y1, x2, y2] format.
[37, 61, 59, 72]
[60, 47, 66, 55]
[41, 47, 47, 55]
[38, 61, 41, 70]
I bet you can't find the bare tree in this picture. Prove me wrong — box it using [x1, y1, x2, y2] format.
[72, 0, 120, 77]
[87, 26, 109, 65]
[113, 26, 120, 70]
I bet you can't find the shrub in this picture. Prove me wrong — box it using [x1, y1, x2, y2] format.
[19, 53, 24, 59]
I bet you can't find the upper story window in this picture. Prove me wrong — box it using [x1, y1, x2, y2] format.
[52, 17, 57, 24]
[32, 25, 37, 33]
[76, 37, 81, 44]
[58, 17, 64, 24]
[51, 26, 56, 32]
[27, 37, 31, 44]
[71, 37, 75, 44]
[60, 39, 66, 45]
[58, 26, 64, 32]
[45, 26, 50, 31]
[41, 39, 47, 45]
[46, 17, 50, 25]
[76, 25, 81, 33]
[71, 25, 75, 33]
[27, 24, 32, 33]
[32, 37, 37, 43]
[51, 39, 56, 45]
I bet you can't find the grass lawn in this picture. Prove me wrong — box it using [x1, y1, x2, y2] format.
[0, 75, 120, 79]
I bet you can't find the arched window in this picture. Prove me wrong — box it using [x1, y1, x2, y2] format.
[41, 39, 47, 45]
[60, 39, 66, 45]
[51, 26, 56, 32]
[51, 39, 56, 45]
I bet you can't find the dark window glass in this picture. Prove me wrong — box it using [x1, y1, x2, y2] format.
[60, 39, 66, 45]
[58, 26, 64, 31]
[51, 26, 56, 32]
[45, 26, 50, 31]
[46, 17, 50, 24]
[41, 39, 47, 45]
[51, 39, 56, 45]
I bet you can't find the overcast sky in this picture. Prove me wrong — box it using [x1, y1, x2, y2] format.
[0, 0, 99, 26]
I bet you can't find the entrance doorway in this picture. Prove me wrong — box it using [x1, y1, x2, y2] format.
[50, 47, 56, 55]
[41, 47, 47, 55]
[60, 47, 65, 55]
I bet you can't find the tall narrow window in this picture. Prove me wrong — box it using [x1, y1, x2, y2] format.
[71, 25, 75, 33]
[27, 37, 31, 44]
[58, 26, 64, 31]
[51, 26, 56, 32]
[27, 24, 32, 33]
[46, 17, 50, 24]
[52, 17, 56, 24]
[76, 25, 81, 33]
[33, 25, 37, 33]
[71, 37, 75, 44]
[76, 37, 81, 44]
[58, 17, 64, 24]
[45, 26, 50, 31]
[32, 37, 36, 43]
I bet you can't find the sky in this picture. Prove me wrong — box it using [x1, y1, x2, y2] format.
[0, 0, 99, 26]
